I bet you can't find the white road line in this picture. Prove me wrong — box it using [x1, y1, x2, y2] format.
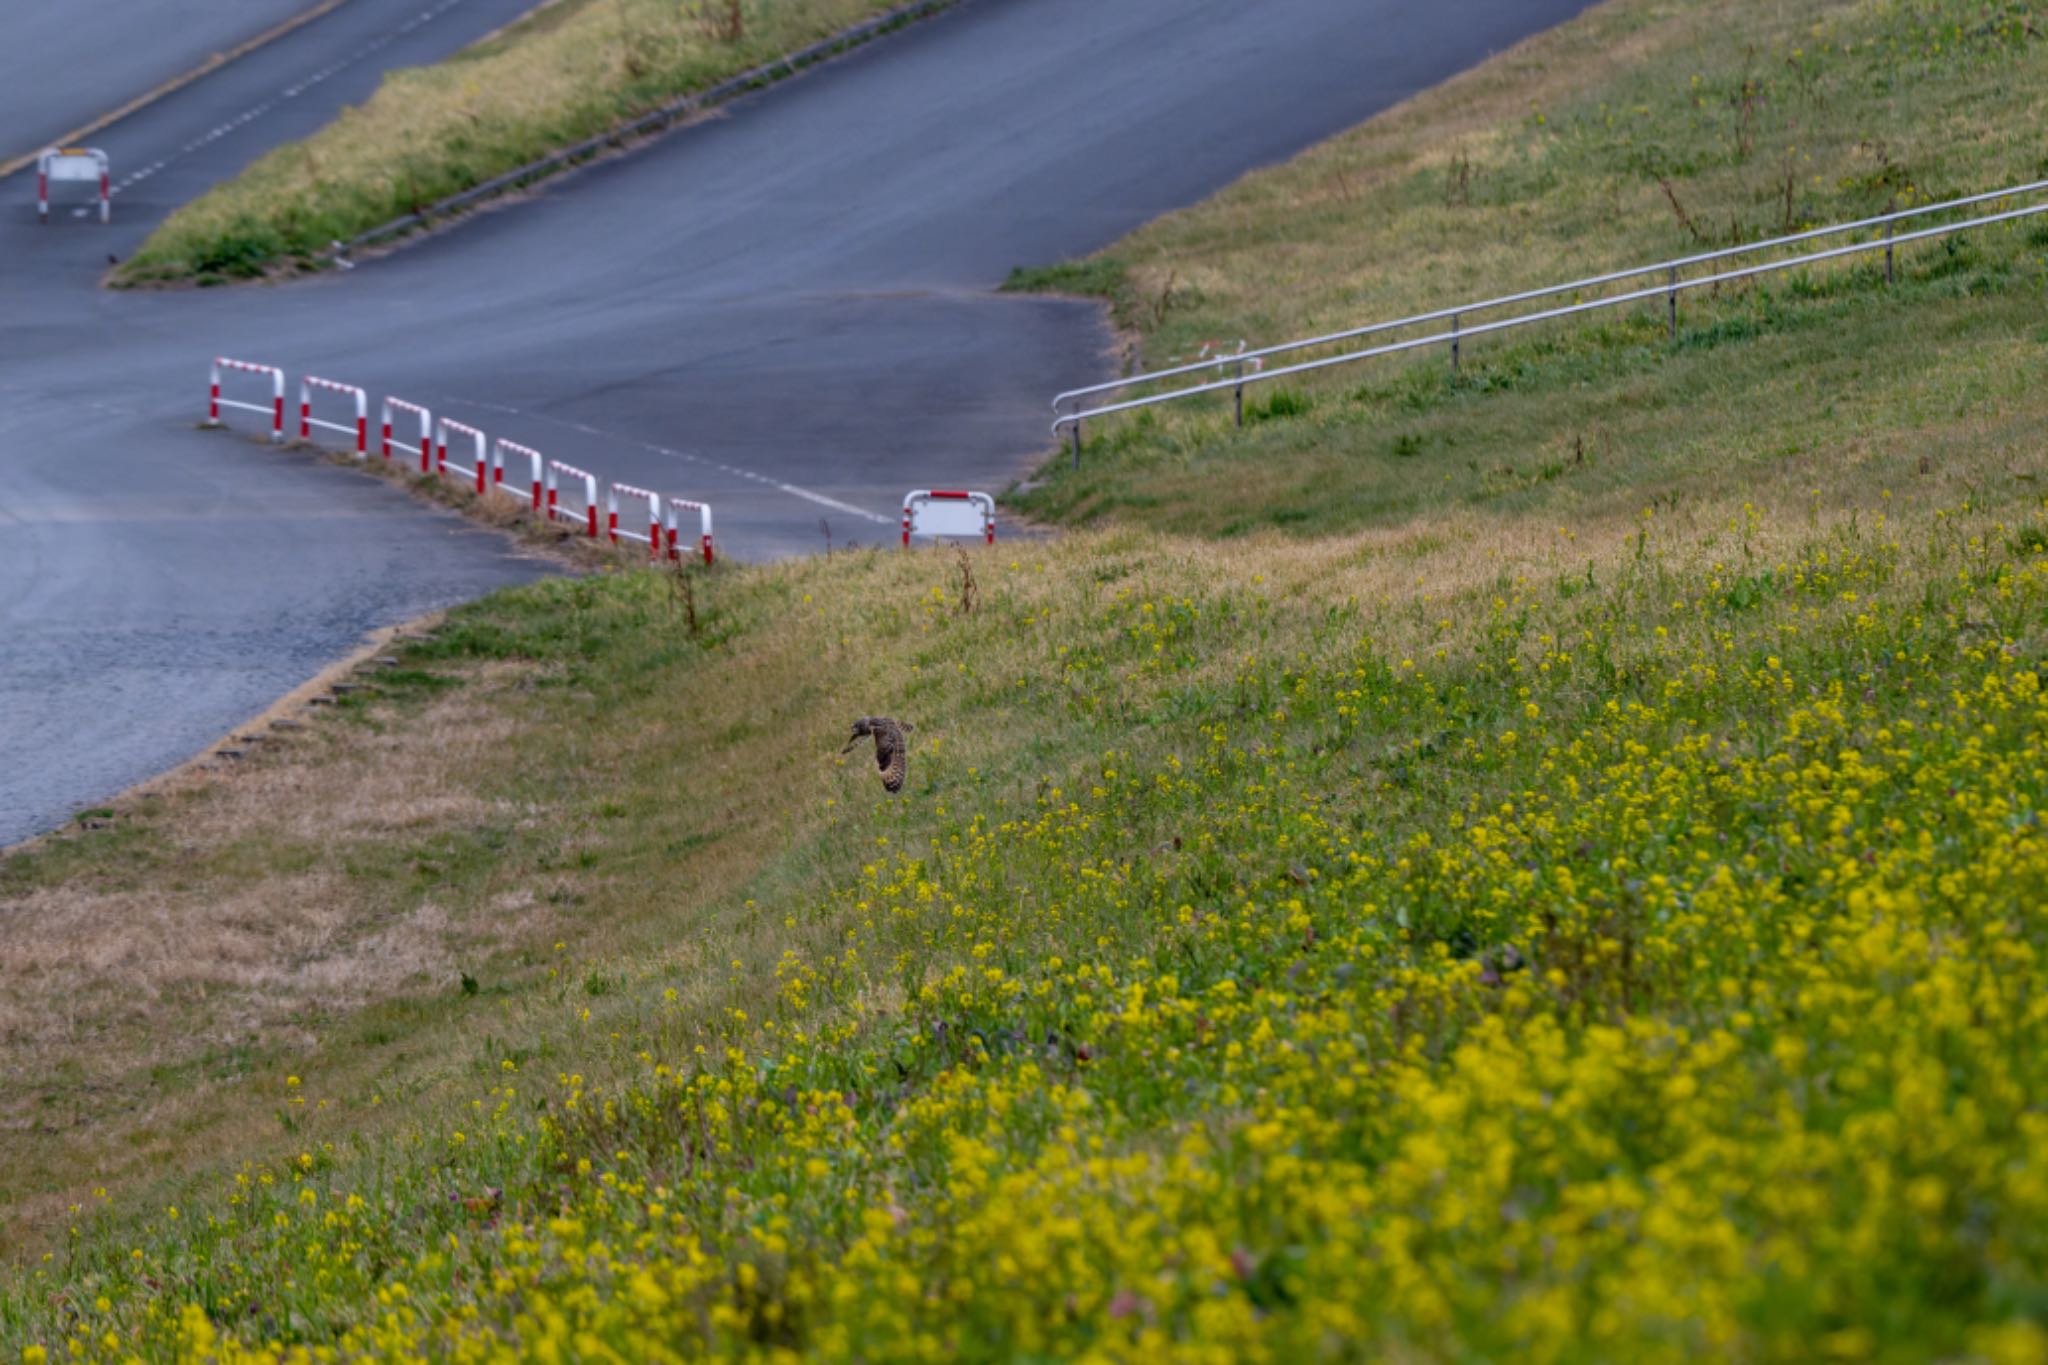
[111, 0, 473, 198]
[452, 399, 894, 524]
[765, 482, 894, 522]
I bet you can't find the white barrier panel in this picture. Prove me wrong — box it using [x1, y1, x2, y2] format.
[666, 496, 715, 566]
[901, 489, 994, 546]
[494, 437, 544, 511]
[608, 481, 661, 560]
[300, 375, 367, 456]
[207, 357, 285, 443]
[436, 417, 487, 493]
[37, 147, 108, 224]
[546, 459, 599, 537]
[382, 397, 432, 469]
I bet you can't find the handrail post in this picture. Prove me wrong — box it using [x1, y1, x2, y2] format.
[1450, 312, 1460, 375]
[1666, 267, 1678, 341]
[1234, 360, 1245, 428]
[1884, 220, 1895, 284]
[1070, 418, 1081, 470]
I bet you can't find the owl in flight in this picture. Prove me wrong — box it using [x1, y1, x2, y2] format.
[841, 717, 911, 793]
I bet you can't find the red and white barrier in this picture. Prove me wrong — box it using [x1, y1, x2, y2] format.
[546, 459, 599, 538]
[494, 438, 544, 510]
[666, 496, 715, 566]
[37, 147, 109, 225]
[436, 417, 487, 493]
[901, 489, 995, 547]
[207, 358, 285, 444]
[381, 397, 432, 469]
[300, 375, 367, 457]
[607, 481, 662, 559]
[197, 358, 725, 557]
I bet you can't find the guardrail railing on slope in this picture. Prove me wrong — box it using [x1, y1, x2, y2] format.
[1049, 179, 2048, 461]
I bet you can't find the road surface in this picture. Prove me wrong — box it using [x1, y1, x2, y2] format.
[0, 0, 1594, 845]
[0, 0, 313, 162]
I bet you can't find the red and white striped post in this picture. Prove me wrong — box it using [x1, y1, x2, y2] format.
[666, 497, 715, 566]
[207, 358, 286, 443]
[607, 483, 662, 560]
[493, 438, 544, 510]
[381, 397, 432, 468]
[299, 376, 368, 456]
[434, 417, 488, 492]
[546, 460, 599, 537]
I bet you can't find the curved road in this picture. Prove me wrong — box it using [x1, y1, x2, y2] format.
[0, 0, 1592, 845]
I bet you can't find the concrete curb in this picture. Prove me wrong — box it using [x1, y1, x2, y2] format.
[341, 0, 965, 256]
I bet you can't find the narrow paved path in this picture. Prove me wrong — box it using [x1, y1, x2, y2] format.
[0, 0, 1593, 845]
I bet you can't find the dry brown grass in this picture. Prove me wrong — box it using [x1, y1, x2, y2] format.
[0, 535, 885, 1248]
[0, 666, 564, 1228]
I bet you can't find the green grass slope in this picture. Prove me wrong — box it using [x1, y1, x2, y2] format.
[1013, 0, 2048, 538]
[6, 491, 2047, 1361]
[4, 0, 2047, 1358]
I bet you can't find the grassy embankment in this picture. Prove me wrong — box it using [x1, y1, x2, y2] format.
[4, 0, 2047, 1358]
[112, 0, 912, 284]
[1012, 0, 2048, 539]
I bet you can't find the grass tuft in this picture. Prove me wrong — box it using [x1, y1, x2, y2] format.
[1001, 256, 1130, 299]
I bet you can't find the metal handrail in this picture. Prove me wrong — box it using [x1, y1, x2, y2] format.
[1051, 179, 2048, 438]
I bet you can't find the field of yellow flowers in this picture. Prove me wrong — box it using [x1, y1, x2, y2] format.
[4, 482, 2046, 1359]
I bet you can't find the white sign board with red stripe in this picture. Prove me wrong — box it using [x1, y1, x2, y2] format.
[37, 147, 109, 224]
[902, 489, 994, 546]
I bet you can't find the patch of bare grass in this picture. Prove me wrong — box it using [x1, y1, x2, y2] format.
[0, 667, 573, 1224]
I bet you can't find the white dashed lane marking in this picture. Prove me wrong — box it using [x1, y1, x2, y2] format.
[110, 0, 474, 196]
[454, 400, 896, 525]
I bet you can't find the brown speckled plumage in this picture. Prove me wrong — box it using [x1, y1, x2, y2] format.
[842, 716, 910, 793]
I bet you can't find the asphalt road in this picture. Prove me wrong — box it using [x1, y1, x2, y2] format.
[0, 0, 1594, 846]
[0, 0, 312, 161]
